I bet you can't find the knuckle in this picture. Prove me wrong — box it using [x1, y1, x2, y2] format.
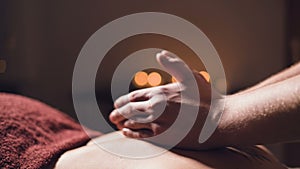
[160, 85, 170, 94]
[128, 92, 137, 101]
[147, 88, 162, 97]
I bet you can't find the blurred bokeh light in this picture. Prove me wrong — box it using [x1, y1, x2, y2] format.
[134, 71, 148, 87]
[147, 72, 162, 86]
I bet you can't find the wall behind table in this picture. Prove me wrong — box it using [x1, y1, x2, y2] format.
[2, 0, 287, 116]
[1, 0, 292, 164]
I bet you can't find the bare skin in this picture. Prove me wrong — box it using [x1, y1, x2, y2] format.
[109, 51, 216, 149]
[55, 131, 286, 169]
[238, 61, 300, 94]
[109, 51, 300, 150]
[55, 51, 299, 168]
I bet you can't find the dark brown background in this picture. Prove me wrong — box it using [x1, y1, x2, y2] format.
[1, 0, 300, 166]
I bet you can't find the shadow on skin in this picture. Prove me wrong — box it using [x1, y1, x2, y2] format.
[56, 131, 286, 169]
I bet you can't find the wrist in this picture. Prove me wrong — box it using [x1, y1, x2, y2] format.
[208, 94, 237, 148]
[196, 95, 232, 149]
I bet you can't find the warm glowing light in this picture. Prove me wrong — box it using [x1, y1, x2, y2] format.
[171, 76, 177, 83]
[134, 71, 148, 86]
[199, 71, 210, 82]
[148, 72, 162, 86]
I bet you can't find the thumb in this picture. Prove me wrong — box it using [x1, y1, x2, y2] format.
[156, 50, 192, 82]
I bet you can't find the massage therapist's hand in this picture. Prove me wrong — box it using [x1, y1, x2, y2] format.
[109, 51, 225, 149]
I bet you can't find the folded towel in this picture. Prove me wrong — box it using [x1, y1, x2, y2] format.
[0, 93, 102, 169]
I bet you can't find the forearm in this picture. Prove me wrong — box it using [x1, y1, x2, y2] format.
[218, 75, 300, 147]
[238, 62, 300, 94]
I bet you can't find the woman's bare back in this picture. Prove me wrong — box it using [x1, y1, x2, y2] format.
[55, 131, 286, 169]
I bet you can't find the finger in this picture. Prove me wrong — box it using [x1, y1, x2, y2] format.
[116, 122, 125, 130]
[125, 94, 168, 123]
[114, 84, 168, 108]
[114, 88, 152, 108]
[109, 101, 152, 123]
[125, 122, 162, 135]
[124, 120, 153, 130]
[114, 119, 127, 130]
[156, 50, 192, 82]
[132, 114, 156, 123]
[122, 128, 153, 138]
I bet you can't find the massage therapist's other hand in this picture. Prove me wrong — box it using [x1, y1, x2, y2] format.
[109, 51, 225, 149]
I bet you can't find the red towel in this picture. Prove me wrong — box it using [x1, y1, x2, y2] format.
[0, 93, 102, 169]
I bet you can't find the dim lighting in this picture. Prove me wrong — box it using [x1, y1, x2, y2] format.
[148, 72, 162, 86]
[0, 60, 6, 73]
[199, 71, 210, 82]
[134, 71, 148, 87]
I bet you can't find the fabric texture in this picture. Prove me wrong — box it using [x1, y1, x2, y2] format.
[0, 93, 101, 169]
